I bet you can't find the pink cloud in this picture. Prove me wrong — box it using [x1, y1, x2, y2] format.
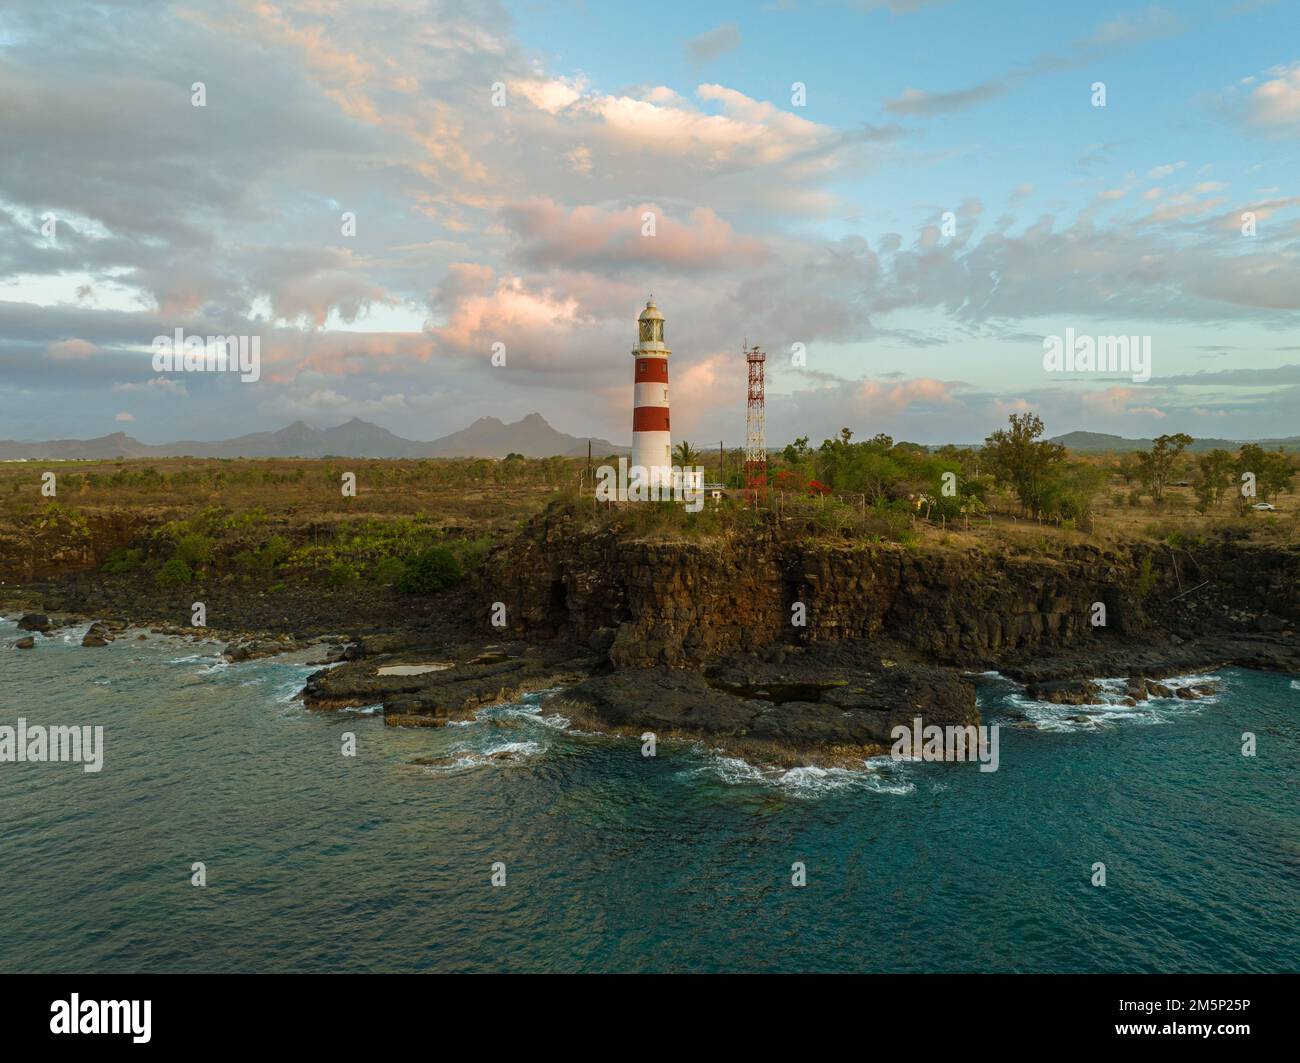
[46, 338, 98, 359]
[503, 199, 769, 271]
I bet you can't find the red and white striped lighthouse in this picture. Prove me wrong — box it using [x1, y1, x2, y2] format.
[631, 298, 671, 480]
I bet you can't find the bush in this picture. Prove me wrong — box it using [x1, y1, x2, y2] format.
[451, 534, 494, 573]
[155, 558, 193, 588]
[235, 534, 292, 576]
[327, 561, 360, 586]
[174, 533, 214, 567]
[371, 556, 406, 585]
[1136, 553, 1156, 597]
[102, 548, 143, 575]
[397, 546, 462, 594]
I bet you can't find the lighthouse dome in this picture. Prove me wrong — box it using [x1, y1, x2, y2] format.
[635, 298, 667, 348]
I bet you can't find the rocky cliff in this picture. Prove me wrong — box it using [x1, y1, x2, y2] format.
[482, 509, 1300, 671]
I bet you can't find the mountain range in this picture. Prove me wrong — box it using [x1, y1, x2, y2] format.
[3, 417, 1297, 461]
[1047, 431, 1300, 453]
[0, 414, 628, 461]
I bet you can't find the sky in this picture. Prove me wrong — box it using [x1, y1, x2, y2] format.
[1, 0, 1298, 447]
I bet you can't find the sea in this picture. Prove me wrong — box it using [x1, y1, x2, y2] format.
[1, 614, 1296, 973]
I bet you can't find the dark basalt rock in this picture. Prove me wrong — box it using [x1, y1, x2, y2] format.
[17, 613, 51, 633]
[553, 640, 979, 763]
[299, 640, 598, 727]
[14, 635, 35, 649]
[481, 513, 1300, 681]
[82, 621, 114, 647]
[1025, 679, 1103, 705]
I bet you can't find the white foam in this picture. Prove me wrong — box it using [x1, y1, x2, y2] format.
[1003, 673, 1223, 733]
[420, 739, 543, 774]
[688, 751, 914, 797]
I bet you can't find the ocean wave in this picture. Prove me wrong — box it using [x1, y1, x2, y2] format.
[477, 689, 572, 731]
[1003, 680, 1216, 727]
[1002, 673, 1222, 733]
[688, 752, 914, 797]
[418, 739, 544, 774]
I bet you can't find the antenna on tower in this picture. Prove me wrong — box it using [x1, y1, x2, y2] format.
[744, 342, 767, 504]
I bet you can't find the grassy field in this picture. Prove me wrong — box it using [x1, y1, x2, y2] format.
[0, 449, 1293, 595]
[0, 456, 579, 587]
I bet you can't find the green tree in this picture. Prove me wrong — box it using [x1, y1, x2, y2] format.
[397, 547, 463, 594]
[673, 440, 700, 468]
[1257, 449, 1295, 501]
[1135, 433, 1194, 501]
[1194, 449, 1234, 512]
[155, 558, 193, 588]
[981, 412, 1066, 517]
[781, 436, 811, 465]
[1116, 451, 1141, 486]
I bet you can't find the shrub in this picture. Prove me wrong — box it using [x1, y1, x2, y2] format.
[235, 534, 292, 576]
[174, 533, 214, 567]
[327, 561, 360, 586]
[155, 558, 193, 588]
[1136, 553, 1156, 597]
[371, 556, 406, 585]
[397, 546, 462, 594]
[451, 534, 494, 573]
[102, 548, 143, 575]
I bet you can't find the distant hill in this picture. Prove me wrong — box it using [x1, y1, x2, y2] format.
[0, 414, 628, 461]
[1049, 431, 1300, 454]
[427, 413, 624, 458]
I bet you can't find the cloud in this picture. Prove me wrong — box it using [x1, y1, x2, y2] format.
[114, 411, 134, 422]
[564, 145, 593, 176]
[684, 22, 741, 64]
[501, 200, 769, 272]
[46, 338, 98, 359]
[1239, 62, 1300, 131]
[1078, 7, 1186, 49]
[2, 0, 1297, 448]
[1147, 161, 1185, 179]
[1082, 387, 1166, 418]
[883, 7, 1186, 120]
[111, 377, 188, 396]
[884, 82, 1005, 117]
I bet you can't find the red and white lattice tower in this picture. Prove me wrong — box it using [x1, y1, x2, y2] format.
[630, 298, 671, 482]
[744, 342, 766, 501]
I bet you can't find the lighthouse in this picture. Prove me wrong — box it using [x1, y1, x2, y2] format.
[631, 298, 671, 482]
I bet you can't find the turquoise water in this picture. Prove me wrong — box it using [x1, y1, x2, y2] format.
[1, 615, 1297, 973]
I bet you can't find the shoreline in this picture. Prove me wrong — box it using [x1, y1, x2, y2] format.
[5, 545, 1297, 771]
[1, 601, 1264, 776]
